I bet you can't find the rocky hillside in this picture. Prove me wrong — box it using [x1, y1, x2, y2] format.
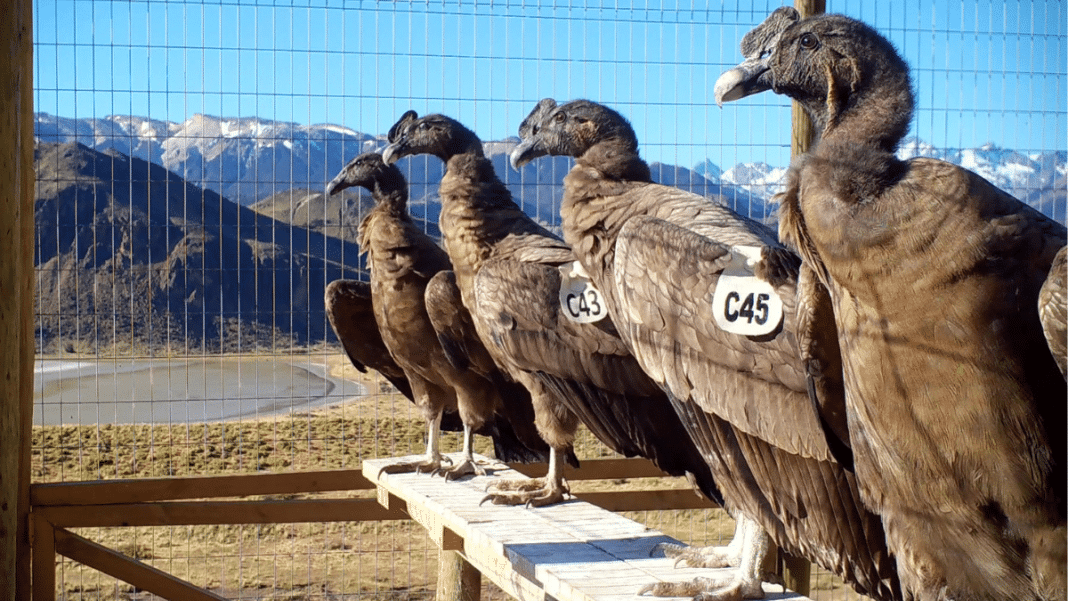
[34, 142, 364, 353]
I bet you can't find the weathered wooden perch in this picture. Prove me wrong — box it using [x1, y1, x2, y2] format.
[363, 454, 811, 601]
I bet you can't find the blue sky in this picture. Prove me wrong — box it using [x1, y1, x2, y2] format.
[35, 0, 1067, 171]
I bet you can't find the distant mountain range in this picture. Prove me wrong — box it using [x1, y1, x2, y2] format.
[695, 138, 1066, 221]
[35, 112, 1065, 224]
[33, 112, 775, 223]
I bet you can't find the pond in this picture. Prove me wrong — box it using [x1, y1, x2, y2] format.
[33, 356, 364, 426]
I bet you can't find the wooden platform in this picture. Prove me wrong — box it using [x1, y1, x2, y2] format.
[363, 454, 810, 601]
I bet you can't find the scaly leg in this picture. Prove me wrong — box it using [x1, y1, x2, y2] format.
[482, 446, 570, 507]
[379, 412, 451, 476]
[435, 424, 488, 480]
[640, 513, 769, 601]
[656, 515, 745, 568]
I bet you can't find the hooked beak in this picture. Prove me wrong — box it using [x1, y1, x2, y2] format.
[325, 170, 350, 197]
[509, 137, 545, 171]
[714, 56, 774, 106]
[380, 142, 404, 166]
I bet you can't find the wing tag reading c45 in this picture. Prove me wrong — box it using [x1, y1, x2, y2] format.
[710, 245, 784, 336]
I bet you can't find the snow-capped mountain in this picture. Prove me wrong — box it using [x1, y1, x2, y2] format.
[33, 113, 1065, 223]
[719, 162, 790, 201]
[35, 113, 380, 206]
[713, 137, 1066, 222]
[897, 138, 1066, 203]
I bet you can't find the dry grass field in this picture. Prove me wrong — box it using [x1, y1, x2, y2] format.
[32, 352, 866, 601]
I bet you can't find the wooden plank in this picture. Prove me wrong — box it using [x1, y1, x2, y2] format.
[31, 469, 374, 507]
[364, 454, 812, 601]
[54, 529, 228, 601]
[31, 515, 55, 601]
[29, 458, 684, 508]
[36, 497, 408, 528]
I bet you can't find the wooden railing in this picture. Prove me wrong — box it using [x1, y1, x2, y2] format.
[29, 457, 721, 601]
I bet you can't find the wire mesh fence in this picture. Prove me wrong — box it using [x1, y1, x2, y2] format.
[31, 0, 1066, 600]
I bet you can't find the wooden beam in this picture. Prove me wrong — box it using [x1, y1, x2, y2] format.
[54, 529, 228, 601]
[31, 516, 55, 601]
[31, 458, 671, 508]
[784, 1, 825, 594]
[1, 0, 35, 599]
[782, 551, 813, 597]
[29, 459, 666, 510]
[31, 468, 374, 507]
[36, 497, 408, 528]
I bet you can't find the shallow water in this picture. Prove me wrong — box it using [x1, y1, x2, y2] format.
[33, 356, 365, 426]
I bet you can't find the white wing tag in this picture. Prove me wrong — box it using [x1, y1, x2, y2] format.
[710, 246, 784, 336]
[559, 261, 607, 324]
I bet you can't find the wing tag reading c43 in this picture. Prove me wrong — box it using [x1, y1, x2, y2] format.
[558, 261, 607, 323]
[710, 245, 784, 336]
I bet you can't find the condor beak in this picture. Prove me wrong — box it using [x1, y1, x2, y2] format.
[509, 137, 545, 171]
[381, 142, 404, 166]
[325, 170, 349, 197]
[714, 56, 774, 106]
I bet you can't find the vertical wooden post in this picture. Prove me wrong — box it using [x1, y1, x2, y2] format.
[783, 3, 822, 595]
[791, 0, 827, 158]
[437, 551, 480, 601]
[1, 0, 35, 599]
[30, 518, 54, 601]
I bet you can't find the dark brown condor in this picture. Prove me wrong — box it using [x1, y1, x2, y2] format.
[325, 152, 550, 477]
[511, 98, 899, 601]
[716, 7, 1066, 600]
[379, 110, 721, 509]
[324, 278, 470, 433]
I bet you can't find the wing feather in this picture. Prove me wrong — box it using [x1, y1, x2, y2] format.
[612, 215, 830, 461]
[323, 279, 414, 401]
[425, 270, 493, 374]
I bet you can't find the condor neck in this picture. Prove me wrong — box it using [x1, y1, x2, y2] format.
[575, 138, 652, 183]
[441, 139, 485, 163]
[810, 70, 913, 156]
[372, 182, 409, 217]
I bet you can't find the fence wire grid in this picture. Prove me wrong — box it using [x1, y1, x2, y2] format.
[30, 1, 1066, 600]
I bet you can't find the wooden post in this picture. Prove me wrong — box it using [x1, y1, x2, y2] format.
[781, 1, 826, 595]
[1, 0, 35, 599]
[437, 551, 480, 601]
[30, 518, 54, 601]
[781, 551, 812, 597]
[791, 0, 827, 157]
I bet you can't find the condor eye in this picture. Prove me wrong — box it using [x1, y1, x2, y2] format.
[799, 32, 818, 49]
[554, 112, 566, 123]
